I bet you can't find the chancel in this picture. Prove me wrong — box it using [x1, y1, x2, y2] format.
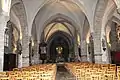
[0, 0, 120, 80]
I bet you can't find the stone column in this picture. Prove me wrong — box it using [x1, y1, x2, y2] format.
[74, 36, 81, 61]
[16, 39, 23, 68]
[11, 2, 29, 67]
[80, 40, 87, 62]
[93, 0, 108, 63]
[93, 32, 103, 63]
[18, 54, 22, 68]
[29, 39, 32, 66]
[32, 40, 39, 64]
[109, 22, 118, 51]
[22, 34, 29, 67]
[74, 43, 80, 61]
[87, 43, 93, 62]
[101, 36, 110, 63]
[0, 13, 9, 71]
[87, 34, 95, 63]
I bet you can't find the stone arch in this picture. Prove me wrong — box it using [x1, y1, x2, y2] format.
[46, 31, 73, 62]
[101, 0, 119, 64]
[44, 22, 73, 42]
[47, 31, 73, 48]
[30, 0, 88, 33]
[10, 0, 29, 67]
[11, 0, 28, 40]
[4, 21, 20, 53]
[81, 16, 90, 41]
[80, 16, 91, 62]
[9, 21, 20, 39]
[11, 22, 20, 54]
[93, 0, 109, 63]
[103, 5, 117, 44]
[39, 13, 79, 43]
[102, 0, 116, 35]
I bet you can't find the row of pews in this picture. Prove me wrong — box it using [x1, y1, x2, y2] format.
[0, 62, 120, 80]
[65, 62, 120, 80]
[0, 64, 57, 80]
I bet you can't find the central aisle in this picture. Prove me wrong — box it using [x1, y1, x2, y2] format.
[56, 63, 76, 80]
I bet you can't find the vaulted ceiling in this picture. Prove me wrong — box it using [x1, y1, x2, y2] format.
[9, 0, 120, 43]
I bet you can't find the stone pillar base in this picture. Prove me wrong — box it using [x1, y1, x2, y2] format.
[18, 54, 22, 68]
[0, 56, 4, 71]
[31, 53, 39, 65]
[22, 56, 29, 67]
[87, 55, 93, 63]
[81, 55, 87, 62]
[81, 40, 87, 62]
[94, 54, 102, 63]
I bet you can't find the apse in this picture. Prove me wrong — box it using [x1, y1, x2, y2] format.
[47, 31, 73, 63]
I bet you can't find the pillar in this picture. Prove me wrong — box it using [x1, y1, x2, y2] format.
[0, 10, 11, 72]
[32, 40, 39, 64]
[80, 40, 87, 62]
[93, 0, 107, 63]
[88, 34, 95, 63]
[74, 36, 81, 61]
[0, 0, 12, 71]
[93, 32, 103, 63]
[87, 43, 92, 62]
[101, 35, 111, 63]
[109, 22, 118, 51]
[16, 39, 22, 68]
[18, 54, 22, 68]
[0, 14, 7, 71]
[22, 34, 29, 67]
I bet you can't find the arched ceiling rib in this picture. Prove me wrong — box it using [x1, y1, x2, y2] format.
[20, 0, 99, 42]
[23, 0, 92, 36]
[21, 0, 99, 36]
[45, 23, 73, 41]
[10, 10, 21, 31]
[82, 17, 90, 40]
[37, 13, 81, 42]
[31, 21, 37, 41]
[101, 0, 116, 35]
[34, 1, 85, 31]
[47, 31, 73, 47]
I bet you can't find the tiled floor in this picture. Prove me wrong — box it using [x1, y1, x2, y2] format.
[56, 64, 76, 80]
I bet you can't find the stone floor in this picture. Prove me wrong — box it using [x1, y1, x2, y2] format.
[56, 63, 76, 80]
